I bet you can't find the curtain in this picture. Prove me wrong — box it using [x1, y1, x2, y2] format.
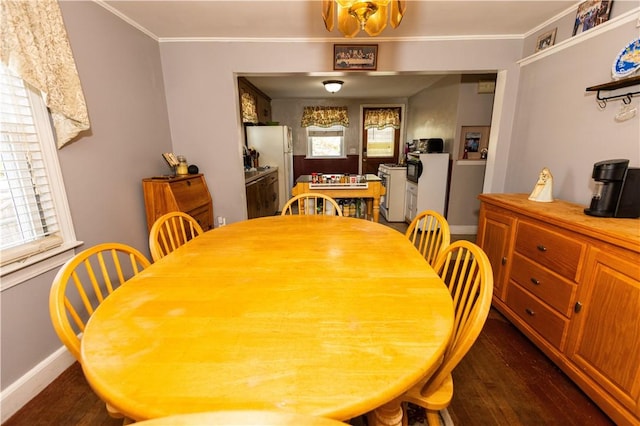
[301, 106, 349, 128]
[240, 91, 258, 123]
[364, 108, 401, 130]
[1, 0, 90, 148]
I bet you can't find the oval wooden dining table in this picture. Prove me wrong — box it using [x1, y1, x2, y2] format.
[81, 215, 454, 426]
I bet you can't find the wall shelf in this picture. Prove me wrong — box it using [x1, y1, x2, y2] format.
[586, 75, 640, 108]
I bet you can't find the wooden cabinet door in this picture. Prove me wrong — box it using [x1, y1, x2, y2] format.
[246, 180, 261, 219]
[404, 182, 417, 222]
[567, 247, 640, 420]
[477, 204, 515, 301]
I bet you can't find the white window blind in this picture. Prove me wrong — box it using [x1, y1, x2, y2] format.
[1, 63, 63, 266]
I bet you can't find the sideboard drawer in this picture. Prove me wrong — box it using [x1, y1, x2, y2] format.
[511, 253, 576, 317]
[506, 282, 569, 351]
[515, 221, 586, 281]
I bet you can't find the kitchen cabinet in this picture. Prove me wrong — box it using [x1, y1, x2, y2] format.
[477, 193, 640, 426]
[238, 77, 272, 124]
[142, 174, 214, 231]
[246, 169, 278, 219]
[404, 181, 417, 222]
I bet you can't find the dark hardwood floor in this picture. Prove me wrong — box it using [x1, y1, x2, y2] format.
[3, 219, 614, 426]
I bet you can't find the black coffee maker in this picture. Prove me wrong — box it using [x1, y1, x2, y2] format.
[584, 159, 640, 218]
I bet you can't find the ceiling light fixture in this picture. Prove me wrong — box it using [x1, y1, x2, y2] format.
[322, 0, 405, 38]
[323, 80, 344, 93]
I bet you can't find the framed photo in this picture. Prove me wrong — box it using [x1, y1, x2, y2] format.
[535, 28, 557, 52]
[572, 0, 613, 36]
[459, 126, 490, 160]
[333, 44, 378, 71]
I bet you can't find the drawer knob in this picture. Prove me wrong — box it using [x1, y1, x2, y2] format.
[501, 257, 507, 266]
[186, 180, 192, 186]
[530, 278, 540, 285]
[574, 302, 583, 313]
[536, 244, 547, 252]
[525, 308, 535, 316]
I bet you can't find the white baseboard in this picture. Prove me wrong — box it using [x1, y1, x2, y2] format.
[1, 346, 75, 423]
[450, 225, 478, 235]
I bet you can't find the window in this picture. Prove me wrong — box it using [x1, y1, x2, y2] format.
[306, 125, 345, 158]
[0, 62, 79, 288]
[366, 127, 396, 157]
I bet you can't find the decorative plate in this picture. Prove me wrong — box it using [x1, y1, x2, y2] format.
[612, 38, 640, 79]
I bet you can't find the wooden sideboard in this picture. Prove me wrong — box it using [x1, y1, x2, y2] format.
[142, 174, 214, 231]
[477, 193, 640, 426]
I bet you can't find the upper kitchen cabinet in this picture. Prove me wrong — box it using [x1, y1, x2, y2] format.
[238, 77, 272, 124]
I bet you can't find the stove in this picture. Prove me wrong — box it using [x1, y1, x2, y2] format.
[378, 164, 407, 222]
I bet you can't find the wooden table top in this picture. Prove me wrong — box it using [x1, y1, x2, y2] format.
[81, 216, 453, 422]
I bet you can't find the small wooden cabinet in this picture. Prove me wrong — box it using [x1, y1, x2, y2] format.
[478, 194, 640, 425]
[142, 174, 214, 231]
[246, 169, 278, 219]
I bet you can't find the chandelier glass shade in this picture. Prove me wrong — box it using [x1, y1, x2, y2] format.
[322, 0, 405, 37]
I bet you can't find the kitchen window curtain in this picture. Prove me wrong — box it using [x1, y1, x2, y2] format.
[1, 0, 90, 148]
[301, 106, 349, 128]
[363, 108, 401, 130]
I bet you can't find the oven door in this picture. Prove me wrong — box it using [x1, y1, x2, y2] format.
[406, 159, 422, 183]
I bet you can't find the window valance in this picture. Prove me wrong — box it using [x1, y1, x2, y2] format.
[241, 91, 258, 123]
[1, 0, 90, 148]
[364, 108, 401, 130]
[301, 106, 349, 128]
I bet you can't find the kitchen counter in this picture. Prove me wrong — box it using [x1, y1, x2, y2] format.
[244, 166, 277, 184]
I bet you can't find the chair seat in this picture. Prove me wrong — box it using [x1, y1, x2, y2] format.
[403, 373, 453, 411]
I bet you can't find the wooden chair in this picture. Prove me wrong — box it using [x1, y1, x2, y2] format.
[134, 410, 349, 425]
[281, 192, 343, 216]
[400, 240, 493, 426]
[49, 242, 151, 421]
[405, 210, 451, 267]
[149, 211, 204, 261]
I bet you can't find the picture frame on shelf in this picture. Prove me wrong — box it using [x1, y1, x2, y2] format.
[572, 0, 613, 36]
[535, 28, 557, 52]
[333, 44, 378, 71]
[459, 126, 490, 160]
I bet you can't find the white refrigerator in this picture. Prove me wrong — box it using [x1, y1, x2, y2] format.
[246, 125, 294, 211]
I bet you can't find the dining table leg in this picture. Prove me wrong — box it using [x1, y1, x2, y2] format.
[367, 397, 404, 426]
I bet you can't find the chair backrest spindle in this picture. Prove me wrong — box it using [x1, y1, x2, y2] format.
[405, 210, 451, 266]
[49, 242, 151, 360]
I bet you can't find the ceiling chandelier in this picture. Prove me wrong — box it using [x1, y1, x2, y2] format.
[322, 0, 406, 38]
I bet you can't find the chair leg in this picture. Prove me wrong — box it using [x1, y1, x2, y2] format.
[426, 409, 441, 426]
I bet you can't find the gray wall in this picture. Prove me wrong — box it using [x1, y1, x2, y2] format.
[507, 17, 639, 205]
[159, 38, 524, 225]
[1, 2, 172, 389]
[406, 75, 460, 153]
